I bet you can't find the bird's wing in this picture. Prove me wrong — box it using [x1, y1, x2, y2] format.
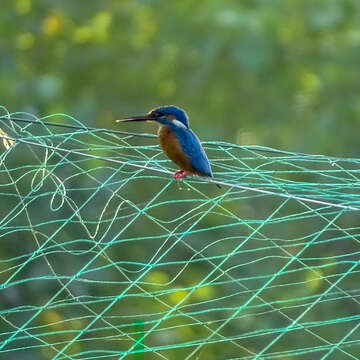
[174, 128, 212, 177]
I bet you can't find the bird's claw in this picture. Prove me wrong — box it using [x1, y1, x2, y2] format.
[174, 170, 189, 180]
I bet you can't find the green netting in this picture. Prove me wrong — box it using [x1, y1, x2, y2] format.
[0, 105, 359, 360]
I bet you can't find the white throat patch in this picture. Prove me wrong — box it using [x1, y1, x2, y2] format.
[173, 119, 187, 129]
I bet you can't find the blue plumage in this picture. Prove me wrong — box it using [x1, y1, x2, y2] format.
[168, 123, 212, 177]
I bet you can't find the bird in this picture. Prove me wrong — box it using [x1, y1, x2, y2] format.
[116, 105, 219, 186]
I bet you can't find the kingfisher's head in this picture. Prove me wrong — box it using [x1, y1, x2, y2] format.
[116, 105, 189, 129]
[149, 106, 189, 128]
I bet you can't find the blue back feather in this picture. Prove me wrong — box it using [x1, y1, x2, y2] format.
[170, 124, 212, 177]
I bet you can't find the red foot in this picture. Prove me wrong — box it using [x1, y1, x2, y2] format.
[174, 170, 190, 180]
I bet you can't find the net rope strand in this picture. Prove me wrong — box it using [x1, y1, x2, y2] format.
[1, 156, 169, 359]
[0, 106, 360, 359]
[0, 133, 358, 212]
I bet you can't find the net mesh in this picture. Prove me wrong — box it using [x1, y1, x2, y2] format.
[0, 105, 359, 359]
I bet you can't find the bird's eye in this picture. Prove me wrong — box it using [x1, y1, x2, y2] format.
[150, 110, 161, 117]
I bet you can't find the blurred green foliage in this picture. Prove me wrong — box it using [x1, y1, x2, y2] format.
[1, 1, 360, 359]
[1, 0, 360, 154]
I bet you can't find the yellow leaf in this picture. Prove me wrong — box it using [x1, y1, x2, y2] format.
[42, 12, 64, 37]
[146, 270, 169, 285]
[73, 26, 92, 44]
[16, 33, 35, 50]
[15, 0, 32, 15]
[0, 128, 15, 149]
[169, 290, 188, 304]
[305, 269, 324, 292]
[193, 285, 215, 301]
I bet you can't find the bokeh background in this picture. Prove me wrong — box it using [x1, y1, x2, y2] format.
[1, 1, 360, 359]
[1, 0, 360, 154]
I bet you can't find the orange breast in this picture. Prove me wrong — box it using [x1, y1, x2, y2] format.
[157, 125, 195, 173]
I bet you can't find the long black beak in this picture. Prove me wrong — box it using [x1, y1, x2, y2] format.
[116, 114, 156, 123]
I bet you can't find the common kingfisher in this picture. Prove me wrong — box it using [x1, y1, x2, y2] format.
[116, 105, 217, 184]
